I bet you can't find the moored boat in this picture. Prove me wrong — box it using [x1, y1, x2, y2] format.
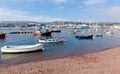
[94, 33, 103, 37]
[39, 37, 66, 43]
[106, 31, 114, 35]
[75, 34, 93, 39]
[68, 31, 76, 34]
[51, 29, 61, 32]
[33, 30, 52, 36]
[1, 43, 44, 53]
[33, 31, 41, 36]
[0, 32, 6, 39]
[41, 31, 52, 36]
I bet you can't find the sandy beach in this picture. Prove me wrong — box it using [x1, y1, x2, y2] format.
[0, 47, 120, 74]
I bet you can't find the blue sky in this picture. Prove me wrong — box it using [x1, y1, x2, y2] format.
[0, 0, 120, 22]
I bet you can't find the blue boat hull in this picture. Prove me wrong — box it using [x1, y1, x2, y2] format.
[75, 35, 93, 39]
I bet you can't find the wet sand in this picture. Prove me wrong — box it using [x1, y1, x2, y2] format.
[0, 47, 120, 74]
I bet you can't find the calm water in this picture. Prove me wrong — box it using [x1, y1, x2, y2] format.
[0, 29, 120, 64]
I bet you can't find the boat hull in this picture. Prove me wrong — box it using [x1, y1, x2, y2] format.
[51, 30, 61, 32]
[94, 34, 102, 37]
[75, 35, 93, 39]
[41, 31, 52, 36]
[1, 44, 44, 53]
[39, 37, 66, 43]
[68, 31, 76, 34]
[0, 33, 6, 39]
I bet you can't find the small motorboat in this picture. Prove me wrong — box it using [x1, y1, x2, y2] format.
[68, 31, 76, 34]
[0, 32, 6, 39]
[39, 37, 66, 43]
[75, 34, 93, 39]
[41, 31, 52, 36]
[106, 31, 114, 35]
[1, 43, 44, 53]
[51, 29, 61, 32]
[94, 33, 103, 37]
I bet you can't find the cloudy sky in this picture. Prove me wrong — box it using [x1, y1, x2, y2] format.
[0, 0, 120, 22]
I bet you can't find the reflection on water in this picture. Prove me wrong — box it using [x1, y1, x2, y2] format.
[1, 50, 44, 60]
[0, 29, 120, 64]
[0, 51, 45, 65]
[43, 42, 66, 46]
[0, 39, 6, 45]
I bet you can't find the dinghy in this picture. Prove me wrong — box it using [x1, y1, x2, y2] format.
[1, 43, 44, 53]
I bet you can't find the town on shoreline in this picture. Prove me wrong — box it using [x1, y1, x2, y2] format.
[0, 21, 120, 30]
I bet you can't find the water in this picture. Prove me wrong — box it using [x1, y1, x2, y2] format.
[0, 29, 120, 65]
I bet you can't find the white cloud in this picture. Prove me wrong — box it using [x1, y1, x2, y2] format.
[0, 0, 43, 2]
[84, 0, 108, 5]
[59, 6, 64, 10]
[84, 6, 120, 22]
[52, 0, 68, 4]
[89, 6, 120, 17]
[0, 0, 71, 4]
[103, 6, 120, 17]
[0, 8, 69, 22]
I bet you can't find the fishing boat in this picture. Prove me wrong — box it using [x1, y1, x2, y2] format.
[33, 30, 52, 36]
[1, 43, 44, 53]
[75, 34, 93, 39]
[39, 37, 66, 43]
[0, 32, 6, 39]
[41, 31, 52, 36]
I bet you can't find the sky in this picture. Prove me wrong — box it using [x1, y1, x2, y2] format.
[0, 0, 120, 22]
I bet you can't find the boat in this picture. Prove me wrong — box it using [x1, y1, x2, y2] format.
[1, 44, 44, 53]
[51, 29, 61, 32]
[68, 31, 76, 34]
[41, 31, 52, 36]
[106, 31, 114, 35]
[33, 30, 52, 36]
[39, 37, 66, 43]
[94, 33, 103, 37]
[75, 34, 93, 39]
[0, 32, 6, 39]
[33, 31, 41, 36]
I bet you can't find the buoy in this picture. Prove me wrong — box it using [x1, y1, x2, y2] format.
[64, 39, 67, 42]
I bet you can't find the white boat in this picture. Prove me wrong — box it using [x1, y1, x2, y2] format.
[51, 28, 61, 32]
[93, 33, 103, 37]
[1, 44, 44, 53]
[106, 31, 114, 35]
[39, 37, 66, 43]
[68, 30, 76, 34]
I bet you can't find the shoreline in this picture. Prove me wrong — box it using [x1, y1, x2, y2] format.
[0, 47, 120, 74]
[0, 46, 116, 67]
